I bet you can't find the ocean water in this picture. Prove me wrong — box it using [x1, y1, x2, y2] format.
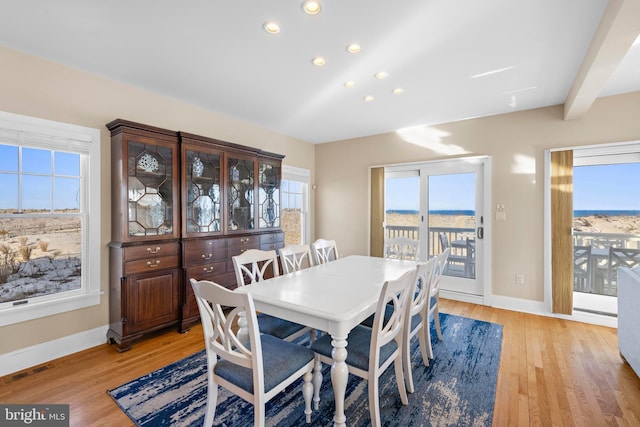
[574, 210, 640, 217]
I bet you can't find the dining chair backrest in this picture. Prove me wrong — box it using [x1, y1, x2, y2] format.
[401, 256, 438, 392]
[384, 237, 420, 261]
[422, 248, 449, 361]
[609, 247, 640, 283]
[438, 232, 450, 251]
[411, 257, 437, 324]
[311, 239, 339, 265]
[191, 278, 259, 374]
[573, 245, 591, 291]
[465, 238, 476, 277]
[432, 247, 450, 295]
[369, 268, 417, 371]
[279, 244, 314, 274]
[191, 278, 315, 426]
[232, 249, 280, 287]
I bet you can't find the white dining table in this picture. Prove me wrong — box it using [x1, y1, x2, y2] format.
[234, 255, 417, 427]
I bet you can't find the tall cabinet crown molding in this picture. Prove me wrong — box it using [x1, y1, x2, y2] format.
[107, 120, 284, 351]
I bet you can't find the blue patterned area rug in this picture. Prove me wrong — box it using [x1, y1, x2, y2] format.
[108, 313, 502, 426]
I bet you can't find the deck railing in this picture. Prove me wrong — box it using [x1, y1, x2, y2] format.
[386, 226, 640, 297]
[573, 232, 640, 297]
[573, 232, 640, 249]
[386, 225, 475, 258]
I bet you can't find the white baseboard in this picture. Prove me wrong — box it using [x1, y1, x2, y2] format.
[465, 294, 618, 328]
[1, 292, 618, 378]
[440, 290, 485, 305]
[0, 325, 109, 377]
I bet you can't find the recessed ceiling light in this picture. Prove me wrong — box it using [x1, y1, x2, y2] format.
[363, 95, 374, 102]
[302, 0, 321, 15]
[311, 56, 326, 66]
[346, 43, 361, 54]
[344, 81, 355, 88]
[375, 72, 388, 79]
[263, 22, 280, 34]
[392, 88, 404, 95]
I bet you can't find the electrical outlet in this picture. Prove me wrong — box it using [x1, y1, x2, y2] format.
[516, 274, 525, 285]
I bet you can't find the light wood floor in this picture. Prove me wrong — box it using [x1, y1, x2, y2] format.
[2, 299, 639, 426]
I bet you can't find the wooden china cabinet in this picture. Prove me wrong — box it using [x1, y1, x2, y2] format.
[178, 132, 284, 331]
[107, 119, 181, 351]
[107, 120, 285, 349]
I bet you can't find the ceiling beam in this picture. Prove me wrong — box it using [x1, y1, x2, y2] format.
[564, 0, 640, 120]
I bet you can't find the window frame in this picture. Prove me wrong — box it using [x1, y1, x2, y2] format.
[0, 111, 101, 326]
[282, 166, 311, 245]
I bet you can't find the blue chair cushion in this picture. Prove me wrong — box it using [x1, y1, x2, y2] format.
[311, 325, 398, 371]
[257, 313, 306, 339]
[359, 304, 394, 328]
[214, 334, 314, 394]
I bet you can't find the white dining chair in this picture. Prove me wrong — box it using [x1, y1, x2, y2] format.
[426, 248, 449, 359]
[608, 247, 640, 293]
[232, 249, 311, 342]
[190, 279, 315, 426]
[402, 256, 438, 392]
[573, 245, 591, 292]
[311, 239, 339, 265]
[384, 237, 420, 261]
[360, 257, 437, 392]
[279, 244, 314, 274]
[310, 268, 416, 427]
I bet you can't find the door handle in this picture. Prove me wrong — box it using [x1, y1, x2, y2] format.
[477, 226, 484, 239]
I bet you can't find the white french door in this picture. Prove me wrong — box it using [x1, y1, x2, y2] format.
[571, 144, 640, 316]
[385, 158, 488, 297]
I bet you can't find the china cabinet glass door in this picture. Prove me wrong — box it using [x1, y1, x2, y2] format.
[258, 161, 281, 229]
[185, 148, 221, 234]
[227, 156, 254, 231]
[127, 141, 174, 237]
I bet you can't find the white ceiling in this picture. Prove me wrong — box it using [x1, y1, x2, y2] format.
[1, 0, 639, 144]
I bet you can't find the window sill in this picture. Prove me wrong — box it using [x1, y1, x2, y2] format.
[0, 291, 103, 327]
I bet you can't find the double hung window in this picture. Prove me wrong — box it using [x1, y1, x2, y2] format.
[281, 166, 310, 245]
[0, 112, 101, 326]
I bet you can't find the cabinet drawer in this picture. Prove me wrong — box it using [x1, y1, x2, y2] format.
[183, 239, 226, 266]
[227, 235, 260, 256]
[227, 235, 259, 248]
[259, 232, 284, 245]
[124, 242, 180, 261]
[185, 262, 227, 281]
[260, 241, 285, 252]
[124, 255, 180, 275]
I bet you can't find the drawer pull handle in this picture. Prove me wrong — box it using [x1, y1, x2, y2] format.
[203, 267, 214, 273]
[147, 260, 161, 268]
[202, 253, 213, 260]
[147, 247, 161, 254]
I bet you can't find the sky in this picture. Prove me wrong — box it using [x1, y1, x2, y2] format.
[386, 173, 476, 211]
[573, 163, 640, 210]
[0, 145, 80, 211]
[385, 163, 640, 212]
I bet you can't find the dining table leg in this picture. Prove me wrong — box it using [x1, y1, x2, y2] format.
[330, 334, 348, 427]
